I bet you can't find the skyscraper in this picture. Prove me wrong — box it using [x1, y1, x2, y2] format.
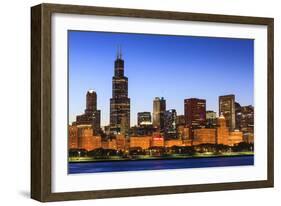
[137, 112, 152, 126]
[184, 98, 206, 129]
[164, 109, 177, 139]
[85, 90, 97, 113]
[76, 90, 101, 134]
[153, 97, 166, 131]
[110, 48, 130, 135]
[236, 104, 254, 135]
[235, 102, 242, 130]
[219, 94, 236, 131]
[206, 110, 217, 128]
[176, 115, 186, 126]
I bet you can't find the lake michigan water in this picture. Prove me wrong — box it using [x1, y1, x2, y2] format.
[68, 155, 254, 174]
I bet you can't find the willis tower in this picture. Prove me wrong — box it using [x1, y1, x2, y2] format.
[110, 48, 130, 135]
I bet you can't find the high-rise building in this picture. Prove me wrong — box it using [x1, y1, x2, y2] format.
[184, 98, 206, 129]
[206, 110, 217, 128]
[236, 104, 254, 138]
[153, 97, 166, 131]
[137, 112, 152, 126]
[76, 90, 101, 134]
[176, 115, 186, 126]
[164, 109, 177, 139]
[85, 90, 97, 113]
[219, 94, 236, 131]
[110, 48, 130, 135]
[235, 102, 242, 130]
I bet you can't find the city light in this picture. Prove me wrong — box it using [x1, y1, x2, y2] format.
[68, 49, 254, 162]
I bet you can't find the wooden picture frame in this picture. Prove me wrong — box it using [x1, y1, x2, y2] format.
[31, 3, 274, 202]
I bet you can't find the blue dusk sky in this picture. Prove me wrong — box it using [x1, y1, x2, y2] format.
[68, 31, 254, 127]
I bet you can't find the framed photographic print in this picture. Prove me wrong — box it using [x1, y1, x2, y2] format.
[31, 3, 274, 202]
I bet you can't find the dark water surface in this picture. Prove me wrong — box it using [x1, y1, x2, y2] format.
[68, 155, 254, 174]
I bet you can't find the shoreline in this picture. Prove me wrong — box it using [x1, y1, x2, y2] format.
[69, 153, 254, 164]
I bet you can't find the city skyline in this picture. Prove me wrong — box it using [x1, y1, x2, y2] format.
[68, 31, 254, 127]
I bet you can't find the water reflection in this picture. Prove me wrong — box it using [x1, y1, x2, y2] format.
[68, 155, 254, 174]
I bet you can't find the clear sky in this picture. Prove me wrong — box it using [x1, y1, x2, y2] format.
[68, 30, 254, 127]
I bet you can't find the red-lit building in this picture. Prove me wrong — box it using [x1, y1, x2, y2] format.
[184, 98, 206, 140]
[184, 98, 206, 128]
[151, 132, 164, 147]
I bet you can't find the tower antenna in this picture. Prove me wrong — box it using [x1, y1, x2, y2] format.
[116, 45, 119, 59]
[120, 45, 122, 59]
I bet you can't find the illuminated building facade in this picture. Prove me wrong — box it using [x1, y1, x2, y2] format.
[164, 109, 177, 139]
[236, 105, 254, 136]
[244, 133, 254, 143]
[151, 132, 164, 147]
[110, 48, 130, 135]
[176, 115, 186, 126]
[206, 110, 217, 128]
[130, 136, 151, 149]
[153, 97, 166, 131]
[184, 98, 206, 137]
[165, 139, 183, 147]
[76, 125, 102, 151]
[177, 126, 190, 140]
[216, 114, 243, 146]
[193, 128, 216, 145]
[229, 130, 243, 146]
[76, 90, 101, 134]
[219, 94, 236, 131]
[216, 114, 229, 145]
[68, 49, 254, 159]
[184, 98, 206, 128]
[77, 125, 92, 149]
[137, 112, 152, 126]
[101, 140, 109, 149]
[68, 125, 78, 149]
[235, 102, 254, 143]
[235, 102, 242, 130]
[107, 139, 117, 150]
[116, 134, 126, 151]
[130, 125, 155, 136]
